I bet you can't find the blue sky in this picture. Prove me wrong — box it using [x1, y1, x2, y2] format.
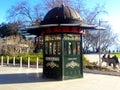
[0, 0, 120, 35]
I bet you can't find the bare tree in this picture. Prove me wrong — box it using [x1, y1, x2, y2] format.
[6, 0, 117, 53]
[80, 4, 114, 53]
[7, 1, 43, 26]
[99, 25, 117, 52]
[84, 4, 107, 24]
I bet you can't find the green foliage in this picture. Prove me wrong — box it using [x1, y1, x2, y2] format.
[33, 46, 41, 53]
[83, 56, 99, 69]
[0, 53, 43, 65]
[83, 55, 95, 68]
[0, 23, 18, 37]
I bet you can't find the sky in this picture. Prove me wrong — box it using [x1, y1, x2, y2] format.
[0, 0, 120, 37]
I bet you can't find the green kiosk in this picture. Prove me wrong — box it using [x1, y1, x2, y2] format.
[27, 5, 100, 80]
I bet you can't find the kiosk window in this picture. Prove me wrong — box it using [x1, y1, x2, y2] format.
[45, 34, 61, 55]
[53, 42, 56, 55]
[64, 42, 67, 54]
[57, 42, 61, 55]
[56, 35, 61, 40]
[77, 42, 80, 54]
[45, 42, 48, 54]
[45, 36, 49, 41]
[64, 34, 80, 40]
[49, 42, 52, 54]
[68, 42, 72, 54]
[73, 42, 77, 54]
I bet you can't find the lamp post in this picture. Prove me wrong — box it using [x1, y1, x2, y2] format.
[99, 20, 101, 67]
[98, 20, 107, 68]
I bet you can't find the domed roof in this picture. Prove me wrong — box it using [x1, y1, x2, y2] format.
[41, 5, 84, 25]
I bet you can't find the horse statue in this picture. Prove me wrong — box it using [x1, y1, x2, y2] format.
[102, 55, 120, 68]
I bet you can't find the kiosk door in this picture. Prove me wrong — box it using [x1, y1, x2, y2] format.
[43, 34, 62, 79]
[63, 34, 83, 79]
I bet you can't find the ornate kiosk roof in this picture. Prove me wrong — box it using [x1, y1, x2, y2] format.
[41, 5, 83, 25]
[26, 5, 105, 35]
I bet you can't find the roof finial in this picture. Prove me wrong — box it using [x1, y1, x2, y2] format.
[62, 0, 64, 5]
[59, 0, 64, 7]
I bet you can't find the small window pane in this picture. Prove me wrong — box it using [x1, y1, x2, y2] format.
[45, 42, 48, 54]
[57, 42, 61, 55]
[49, 42, 52, 54]
[64, 42, 67, 54]
[56, 34, 61, 40]
[45, 36, 49, 41]
[77, 42, 80, 54]
[53, 42, 56, 55]
[64, 34, 80, 40]
[73, 42, 77, 55]
[68, 42, 72, 54]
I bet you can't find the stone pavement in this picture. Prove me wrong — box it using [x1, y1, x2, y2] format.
[0, 66, 120, 90]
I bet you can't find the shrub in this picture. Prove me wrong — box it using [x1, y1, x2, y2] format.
[83, 55, 97, 69]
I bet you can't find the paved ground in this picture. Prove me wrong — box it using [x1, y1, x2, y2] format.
[0, 66, 120, 90]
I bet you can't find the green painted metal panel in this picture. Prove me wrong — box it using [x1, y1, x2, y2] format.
[43, 34, 83, 80]
[63, 55, 82, 79]
[62, 40, 83, 80]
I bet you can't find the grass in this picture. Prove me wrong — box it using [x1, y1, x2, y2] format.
[110, 53, 120, 58]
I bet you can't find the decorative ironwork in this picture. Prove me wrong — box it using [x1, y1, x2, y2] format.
[66, 61, 79, 68]
[46, 61, 59, 68]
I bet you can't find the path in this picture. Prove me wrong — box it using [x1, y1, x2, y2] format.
[0, 66, 120, 90]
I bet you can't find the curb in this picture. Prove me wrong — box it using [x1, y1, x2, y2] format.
[84, 69, 120, 77]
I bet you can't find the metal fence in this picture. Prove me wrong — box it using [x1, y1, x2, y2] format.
[0, 56, 40, 69]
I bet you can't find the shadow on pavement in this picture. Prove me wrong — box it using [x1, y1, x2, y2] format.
[0, 73, 57, 84]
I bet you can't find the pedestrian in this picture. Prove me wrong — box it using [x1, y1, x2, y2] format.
[107, 54, 111, 66]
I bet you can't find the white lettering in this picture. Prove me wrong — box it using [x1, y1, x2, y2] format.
[68, 58, 77, 60]
[45, 57, 60, 61]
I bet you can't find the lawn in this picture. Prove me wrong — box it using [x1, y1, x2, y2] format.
[110, 53, 120, 59]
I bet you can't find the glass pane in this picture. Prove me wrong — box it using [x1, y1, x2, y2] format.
[73, 42, 77, 55]
[68, 42, 72, 54]
[45, 36, 49, 41]
[45, 35, 52, 41]
[64, 34, 68, 40]
[64, 42, 67, 54]
[57, 42, 61, 55]
[53, 42, 56, 55]
[56, 34, 61, 40]
[64, 34, 80, 40]
[45, 34, 61, 41]
[68, 34, 72, 40]
[52, 36, 55, 40]
[49, 35, 52, 40]
[77, 42, 80, 54]
[73, 35, 80, 40]
[49, 42, 52, 54]
[45, 42, 48, 54]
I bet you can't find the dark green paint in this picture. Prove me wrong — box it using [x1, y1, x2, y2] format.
[43, 34, 83, 80]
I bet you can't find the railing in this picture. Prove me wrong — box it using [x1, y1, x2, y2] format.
[0, 56, 40, 69]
